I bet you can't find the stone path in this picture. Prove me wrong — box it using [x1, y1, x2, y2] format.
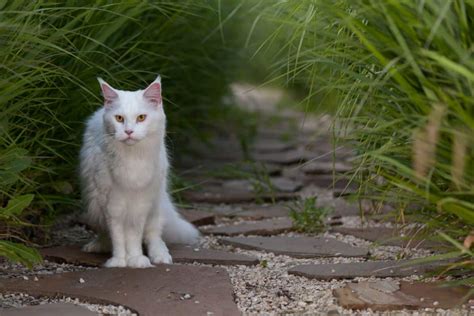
[1, 84, 472, 315]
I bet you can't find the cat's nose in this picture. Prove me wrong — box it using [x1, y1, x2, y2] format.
[125, 129, 134, 135]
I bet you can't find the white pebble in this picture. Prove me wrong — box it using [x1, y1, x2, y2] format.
[79, 278, 85, 284]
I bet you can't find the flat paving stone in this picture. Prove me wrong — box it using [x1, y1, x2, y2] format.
[40, 245, 259, 267]
[216, 203, 291, 219]
[220, 236, 368, 258]
[330, 227, 447, 250]
[182, 186, 297, 204]
[301, 161, 352, 174]
[0, 265, 240, 316]
[288, 259, 445, 280]
[252, 148, 306, 165]
[270, 177, 303, 192]
[179, 209, 215, 226]
[201, 217, 293, 236]
[334, 280, 473, 311]
[251, 139, 295, 153]
[2, 303, 97, 316]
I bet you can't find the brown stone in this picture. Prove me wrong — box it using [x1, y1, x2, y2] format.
[330, 227, 447, 250]
[2, 303, 96, 316]
[252, 148, 306, 165]
[179, 209, 215, 226]
[181, 186, 296, 204]
[251, 139, 295, 153]
[270, 177, 302, 192]
[288, 259, 444, 280]
[0, 266, 240, 316]
[225, 203, 291, 219]
[334, 280, 473, 311]
[301, 161, 352, 174]
[40, 245, 259, 267]
[221, 236, 368, 258]
[201, 218, 293, 236]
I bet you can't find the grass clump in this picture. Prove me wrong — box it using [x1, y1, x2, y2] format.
[289, 197, 332, 234]
[0, 1, 246, 266]
[247, 0, 473, 281]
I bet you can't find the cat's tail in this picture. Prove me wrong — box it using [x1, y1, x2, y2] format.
[162, 200, 200, 244]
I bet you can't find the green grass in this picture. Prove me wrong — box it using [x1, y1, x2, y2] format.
[0, 1, 246, 266]
[244, 0, 473, 282]
[289, 197, 332, 234]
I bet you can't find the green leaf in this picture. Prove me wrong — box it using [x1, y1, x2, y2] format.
[2, 194, 35, 217]
[0, 240, 42, 269]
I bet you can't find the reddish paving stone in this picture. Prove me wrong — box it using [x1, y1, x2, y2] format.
[40, 245, 259, 267]
[2, 303, 97, 316]
[301, 161, 352, 174]
[179, 209, 215, 226]
[181, 186, 297, 204]
[270, 177, 302, 192]
[221, 236, 368, 258]
[201, 218, 294, 236]
[330, 227, 447, 250]
[251, 139, 295, 153]
[252, 148, 306, 165]
[224, 203, 291, 219]
[288, 259, 445, 280]
[0, 266, 240, 316]
[334, 280, 473, 311]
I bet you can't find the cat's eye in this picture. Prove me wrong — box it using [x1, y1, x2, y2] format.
[115, 115, 124, 123]
[137, 114, 147, 122]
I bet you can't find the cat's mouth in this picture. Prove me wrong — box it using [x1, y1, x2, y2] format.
[122, 137, 139, 145]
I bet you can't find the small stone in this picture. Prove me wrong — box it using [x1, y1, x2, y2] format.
[193, 248, 200, 252]
[297, 301, 307, 307]
[79, 278, 85, 284]
[433, 301, 439, 306]
[22, 276, 29, 281]
[34, 276, 39, 282]
[195, 300, 200, 304]
[166, 268, 171, 272]
[182, 293, 192, 300]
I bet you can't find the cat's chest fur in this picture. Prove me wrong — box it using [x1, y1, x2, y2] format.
[109, 147, 159, 189]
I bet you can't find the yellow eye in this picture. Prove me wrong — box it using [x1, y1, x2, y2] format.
[137, 114, 147, 122]
[115, 115, 124, 123]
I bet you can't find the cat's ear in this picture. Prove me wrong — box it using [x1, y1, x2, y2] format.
[97, 77, 118, 107]
[143, 75, 162, 106]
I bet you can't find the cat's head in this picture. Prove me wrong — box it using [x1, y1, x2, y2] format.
[98, 76, 165, 145]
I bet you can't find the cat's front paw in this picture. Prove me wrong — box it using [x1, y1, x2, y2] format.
[104, 256, 127, 268]
[127, 255, 154, 268]
[149, 247, 173, 264]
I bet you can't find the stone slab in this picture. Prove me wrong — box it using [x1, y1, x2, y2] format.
[221, 236, 368, 258]
[288, 259, 445, 280]
[251, 139, 295, 153]
[2, 303, 97, 316]
[301, 161, 352, 174]
[179, 209, 215, 226]
[330, 227, 447, 250]
[201, 218, 293, 236]
[182, 188, 296, 204]
[0, 266, 240, 316]
[334, 280, 473, 311]
[40, 245, 259, 267]
[270, 177, 302, 192]
[220, 203, 291, 219]
[252, 148, 306, 165]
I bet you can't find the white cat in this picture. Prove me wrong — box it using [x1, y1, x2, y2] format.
[80, 76, 199, 268]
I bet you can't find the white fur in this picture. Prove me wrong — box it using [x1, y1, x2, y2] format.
[80, 76, 199, 268]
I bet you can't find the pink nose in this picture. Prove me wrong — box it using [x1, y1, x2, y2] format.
[125, 130, 134, 135]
